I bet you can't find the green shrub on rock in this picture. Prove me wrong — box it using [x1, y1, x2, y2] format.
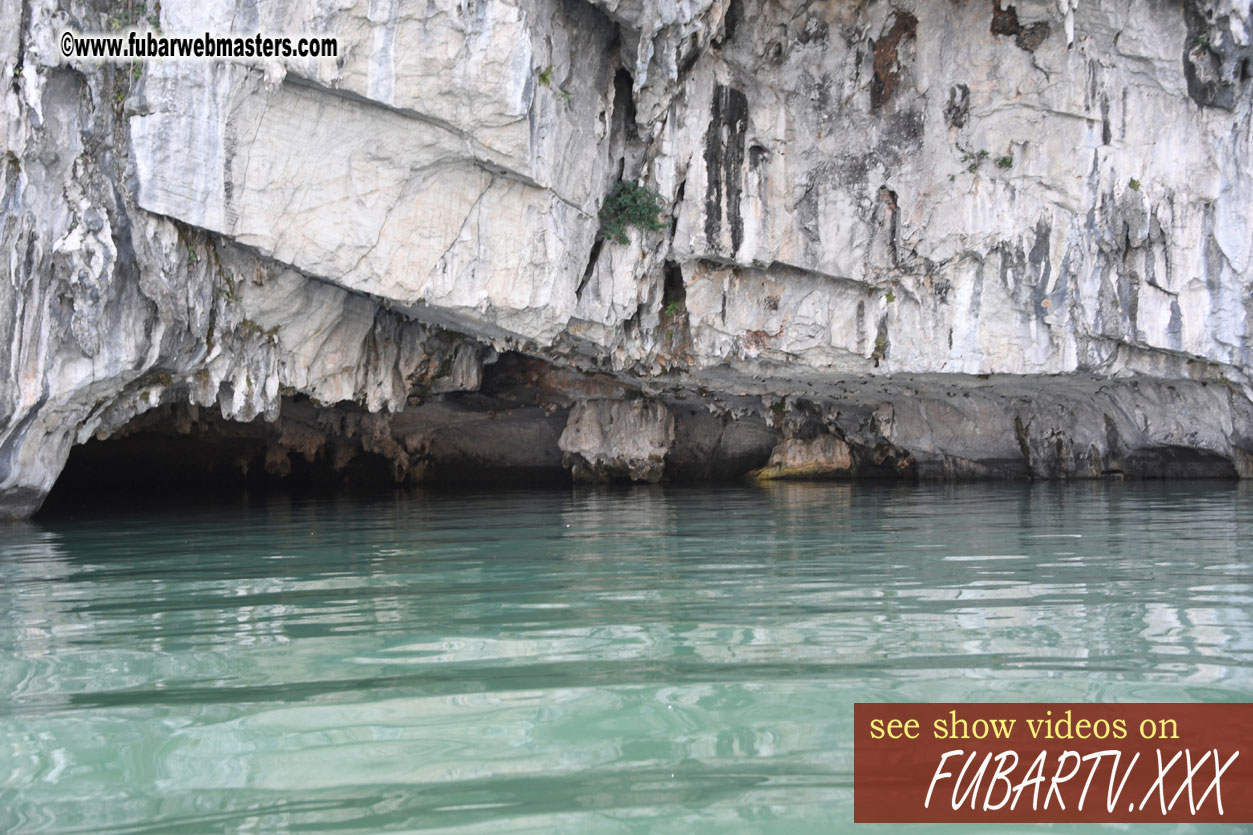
[599, 181, 667, 244]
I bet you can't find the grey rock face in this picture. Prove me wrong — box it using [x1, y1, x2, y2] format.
[750, 435, 857, 481]
[560, 398, 675, 483]
[2, 0, 1252, 517]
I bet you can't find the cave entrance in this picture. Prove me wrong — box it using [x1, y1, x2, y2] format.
[39, 401, 399, 516]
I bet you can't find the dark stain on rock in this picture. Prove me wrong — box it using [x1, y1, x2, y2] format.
[0, 389, 48, 488]
[1, 154, 21, 219]
[22, 229, 37, 282]
[1180, 5, 1249, 110]
[870, 11, 918, 110]
[1123, 263, 1140, 339]
[878, 186, 899, 268]
[1100, 93, 1111, 144]
[990, 0, 1050, 52]
[892, 109, 926, 144]
[1028, 219, 1052, 300]
[1083, 59, 1097, 111]
[878, 110, 925, 162]
[793, 171, 822, 261]
[1014, 415, 1033, 472]
[998, 241, 1027, 294]
[1120, 88, 1129, 142]
[1167, 298, 1183, 349]
[703, 84, 749, 254]
[812, 73, 832, 114]
[677, 33, 701, 76]
[11, 0, 30, 94]
[870, 317, 889, 367]
[1103, 413, 1125, 474]
[719, 0, 742, 45]
[944, 84, 970, 128]
[836, 155, 870, 186]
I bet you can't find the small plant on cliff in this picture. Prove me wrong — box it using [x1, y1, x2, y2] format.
[107, 0, 160, 31]
[599, 180, 667, 245]
[958, 146, 988, 173]
[872, 332, 889, 367]
[997, 154, 1014, 169]
[217, 273, 241, 304]
[536, 65, 572, 105]
[109, 0, 142, 30]
[1128, 178, 1141, 191]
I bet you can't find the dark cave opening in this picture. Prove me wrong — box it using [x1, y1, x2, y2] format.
[662, 261, 686, 314]
[38, 381, 582, 517]
[39, 403, 404, 517]
[613, 67, 638, 142]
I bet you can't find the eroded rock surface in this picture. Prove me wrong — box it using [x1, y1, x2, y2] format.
[751, 436, 856, 481]
[2, 0, 1252, 517]
[560, 398, 675, 483]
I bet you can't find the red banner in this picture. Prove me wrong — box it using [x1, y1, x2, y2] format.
[855, 703, 1253, 823]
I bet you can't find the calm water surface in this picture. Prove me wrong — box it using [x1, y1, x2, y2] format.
[2, 483, 1251, 833]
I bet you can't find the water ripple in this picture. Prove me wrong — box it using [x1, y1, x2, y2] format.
[2, 483, 1250, 833]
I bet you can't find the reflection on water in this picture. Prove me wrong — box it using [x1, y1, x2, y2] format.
[2, 483, 1251, 833]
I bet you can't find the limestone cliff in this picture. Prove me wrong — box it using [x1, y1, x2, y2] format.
[3, 0, 1252, 517]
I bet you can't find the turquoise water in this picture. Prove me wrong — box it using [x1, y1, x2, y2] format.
[2, 483, 1251, 833]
